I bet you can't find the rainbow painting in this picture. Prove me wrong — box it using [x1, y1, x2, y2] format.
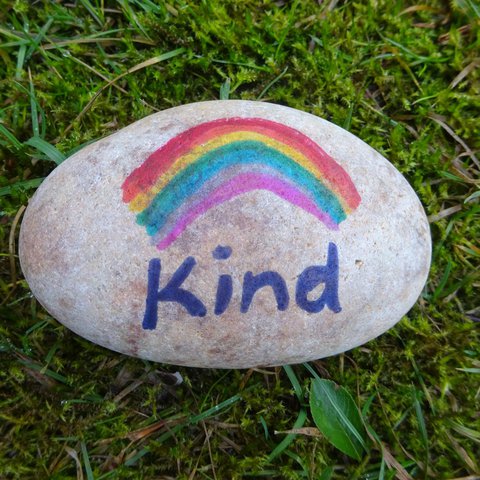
[121, 117, 361, 250]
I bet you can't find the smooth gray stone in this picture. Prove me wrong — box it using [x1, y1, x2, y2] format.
[19, 101, 431, 368]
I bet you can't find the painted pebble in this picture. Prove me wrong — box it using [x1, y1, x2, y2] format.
[19, 101, 431, 368]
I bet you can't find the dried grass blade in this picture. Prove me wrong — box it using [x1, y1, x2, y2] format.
[62, 48, 186, 137]
[65, 446, 84, 480]
[450, 59, 479, 89]
[428, 113, 479, 168]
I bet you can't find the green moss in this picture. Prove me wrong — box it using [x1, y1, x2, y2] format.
[1, 0, 479, 478]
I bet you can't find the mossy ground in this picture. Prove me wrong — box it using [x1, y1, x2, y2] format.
[0, 0, 479, 478]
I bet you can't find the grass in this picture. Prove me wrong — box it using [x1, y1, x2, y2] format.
[0, 0, 479, 478]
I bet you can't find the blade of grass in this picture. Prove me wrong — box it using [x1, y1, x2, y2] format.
[381, 35, 448, 64]
[28, 70, 39, 137]
[428, 113, 479, 168]
[274, 0, 300, 60]
[80, 441, 94, 480]
[343, 102, 355, 131]
[0, 178, 44, 197]
[16, 358, 70, 384]
[244, 470, 282, 477]
[124, 392, 242, 466]
[0, 25, 25, 41]
[219, 77, 231, 100]
[15, 44, 26, 80]
[318, 466, 334, 480]
[8, 205, 25, 293]
[130, 0, 164, 14]
[25, 17, 54, 60]
[361, 392, 377, 418]
[431, 258, 453, 301]
[24, 136, 65, 164]
[464, 190, 480, 203]
[188, 393, 242, 424]
[79, 0, 104, 27]
[199, 56, 270, 71]
[412, 388, 429, 477]
[267, 408, 307, 462]
[24, 319, 49, 336]
[259, 415, 269, 440]
[0, 124, 23, 150]
[284, 450, 309, 477]
[283, 365, 303, 402]
[463, 0, 480, 19]
[302, 362, 322, 381]
[378, 456, 386, 480]
[448, 420, 480, 443]
[117, 0, 151, 38]
[42, 34, 156, 50]
[456, 367, 480, 374]
[257, 66, 288, 100]
[13, 79, 47, 138]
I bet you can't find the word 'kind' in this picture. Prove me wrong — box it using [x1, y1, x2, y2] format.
[142, 243, 341, 330]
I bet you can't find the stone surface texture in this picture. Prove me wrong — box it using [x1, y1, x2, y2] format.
[19, 101, 431, 368]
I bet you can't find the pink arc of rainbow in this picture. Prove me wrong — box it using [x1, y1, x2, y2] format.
[154, 172, 339, 250]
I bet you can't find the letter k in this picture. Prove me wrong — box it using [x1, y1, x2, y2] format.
[142, 257, 207, 330]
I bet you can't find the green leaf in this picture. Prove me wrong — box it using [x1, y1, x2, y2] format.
[309, 378, 369, 460]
